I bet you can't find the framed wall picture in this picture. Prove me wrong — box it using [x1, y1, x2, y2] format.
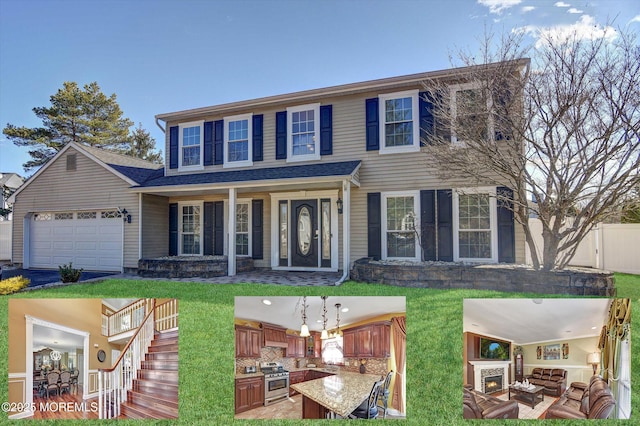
[544, 344, 561, 360]
[536, 346, 542, 359]
[562, 343, 569, 359]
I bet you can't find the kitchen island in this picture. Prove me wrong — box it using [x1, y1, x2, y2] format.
[290, 371, 382, 419]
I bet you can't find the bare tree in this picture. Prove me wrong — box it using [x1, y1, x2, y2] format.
[421, 28, 640, 270]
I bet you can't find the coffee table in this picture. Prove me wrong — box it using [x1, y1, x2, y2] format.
[508, 384, 544, 409]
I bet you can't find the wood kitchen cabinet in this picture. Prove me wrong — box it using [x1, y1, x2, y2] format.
[289, 371, 306, 396]
[262, 323, 288, 348]
[286, 334, 306, 358]
[235, 326, 262, 358]
[306, 332, 322, 357]
[235, 376, 264, 413]
[341, 322, 390, 358]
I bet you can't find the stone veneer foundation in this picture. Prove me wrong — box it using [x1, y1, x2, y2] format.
[350, 258, 615, 296]
[138, 256, 254, 278]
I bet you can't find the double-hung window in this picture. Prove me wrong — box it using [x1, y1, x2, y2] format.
[450, 82, 492, 145]
[235, 202, 251, 256]
[224, 114, 253, 168]
[382, 191, 420, 260]
[179, 121, 203, 170]
[287, 103, 320, 162]
[180, 203, 202, 255]
[453, 188, 498, 262]
[379, 90, 420, 154]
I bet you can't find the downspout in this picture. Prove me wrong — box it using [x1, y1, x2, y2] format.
[335, 179, 350, 286]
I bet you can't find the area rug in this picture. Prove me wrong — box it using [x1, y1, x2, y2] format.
[497, 393, 559, 419]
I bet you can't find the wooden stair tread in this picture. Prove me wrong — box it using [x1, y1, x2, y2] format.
[121, 401, 178, 419]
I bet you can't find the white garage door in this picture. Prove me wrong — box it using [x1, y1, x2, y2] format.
[30, 210, 123, 271]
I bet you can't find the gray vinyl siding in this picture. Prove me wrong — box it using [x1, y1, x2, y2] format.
[163, 85, 526, 265]
[11, 147, 141, 269]
[141, 194, 169, 258]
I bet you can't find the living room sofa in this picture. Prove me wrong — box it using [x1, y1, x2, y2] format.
[463, 387, 519, 419]
[545, 375, 615, 419]
[525, 368, 567, 396]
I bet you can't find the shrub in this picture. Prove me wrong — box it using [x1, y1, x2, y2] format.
[0, 275, 30, 295]
[59, 263, 83, 283]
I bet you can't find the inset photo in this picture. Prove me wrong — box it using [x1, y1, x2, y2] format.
[234, 296, 406, 420]
[7, 298, 178, 420]
[463, 298, 630, 420]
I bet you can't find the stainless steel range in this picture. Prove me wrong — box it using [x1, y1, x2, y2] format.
[261, 362, 289, 405]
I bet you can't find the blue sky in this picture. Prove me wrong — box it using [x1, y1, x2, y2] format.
[1, 0, 638, 176]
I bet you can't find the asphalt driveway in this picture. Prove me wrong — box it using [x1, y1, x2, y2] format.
[0, 268, 117, 288]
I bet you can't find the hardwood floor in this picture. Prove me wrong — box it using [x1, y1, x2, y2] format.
[32, 385, 99, 420]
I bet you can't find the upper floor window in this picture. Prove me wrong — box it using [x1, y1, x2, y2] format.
[179, 121, 203, 170]
[224, 114, 253, 168]
[379, 90, 420, 154]
[453, 188, 498, 262]
[287, 103, 320, 162]
[450, 82, 492, 145]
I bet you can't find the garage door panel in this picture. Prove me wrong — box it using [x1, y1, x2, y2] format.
[30, 213, 123, 272]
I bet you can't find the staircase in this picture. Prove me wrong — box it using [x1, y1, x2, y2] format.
[120, 329, 179, 419]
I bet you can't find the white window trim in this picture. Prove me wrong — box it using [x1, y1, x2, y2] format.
[381, 190, 421, 261]
[452, 187, 498, 263]
[235, 198, 252, 257]
[286, 103, 321, 163]
[449, 82, 493, 146]
[379, 90, 420, 155]
[178, 120, 204, 171]
[178, 201, 203, 256]
[223, 113, 253, 169]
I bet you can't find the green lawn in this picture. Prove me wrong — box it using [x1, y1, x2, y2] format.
[1, 274, 638, 425]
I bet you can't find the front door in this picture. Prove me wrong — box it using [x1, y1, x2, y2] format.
[291, 200, 318, 267]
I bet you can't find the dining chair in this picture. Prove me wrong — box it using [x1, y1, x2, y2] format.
[46, 372, 60, 399]
[59, 371, 71, 395]
[70, 369, 79, 393]
[348, 379, 384, 419]
[377, 370, 394, 419]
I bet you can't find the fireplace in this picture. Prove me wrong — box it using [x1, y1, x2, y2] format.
[484, 375, 503, 394]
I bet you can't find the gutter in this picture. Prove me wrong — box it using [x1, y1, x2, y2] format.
[155, 117, 166, 134]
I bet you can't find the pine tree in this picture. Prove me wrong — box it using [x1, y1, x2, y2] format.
[124, 123, 163, 164]
[3, 82, 135, 171]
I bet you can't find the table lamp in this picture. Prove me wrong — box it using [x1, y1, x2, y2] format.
[587, 352, 601, 375]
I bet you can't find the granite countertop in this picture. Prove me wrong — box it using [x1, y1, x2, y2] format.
[234, 372, 265, 379]
[289, 367, 340, 373]
[290, 371, 381, 417]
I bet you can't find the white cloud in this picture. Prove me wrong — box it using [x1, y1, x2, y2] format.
[567, 8, 583, 14]
[522, 6, 535, 13]
[630, 15, 640, 24]
[518, 15, 618, 48]
[477, 0, 522, 15]
[554, 1, 570, 7]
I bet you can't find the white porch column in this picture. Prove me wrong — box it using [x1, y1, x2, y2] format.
[342, 179, 350, 279]
[228, 188, 237, 276]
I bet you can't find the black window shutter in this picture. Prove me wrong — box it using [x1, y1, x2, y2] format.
[213, 201, 224, 255]
[320, 105, 332, 155]
[169, 203, 178, 256]
[365, 98, 379, 151]
[437, 189, 453, 261]
[203, 121, 214, 166]
[252, 200, 264, 259]
[169, 126, 179, 169]
[203, 202, 214, 255]
[214, 120, 223, 165]
[367, 192, 382, 260]
[420, 190, 436, 261]
[497, 186, 516, 263]
[253, 114, 263, 162]
[493, 86, 513, 141]
[419, 92, 434, 147]
[275, 111, 287, 159]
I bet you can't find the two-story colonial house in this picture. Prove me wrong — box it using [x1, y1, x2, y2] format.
[9, 61, 526, 278]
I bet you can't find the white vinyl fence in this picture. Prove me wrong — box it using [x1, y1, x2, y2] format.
[0, 221, 11, 261]
[526, 219, 640, 275]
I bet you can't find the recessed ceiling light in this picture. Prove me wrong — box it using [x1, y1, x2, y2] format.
[565, 330, 572, 333]
[262, 299, 272, 305]
[471, 323, 479, 327]
[316, 320, 322, 323]
[591, 326, 597, 330]
[341, 307, 349, 313]
[53, 341, 58, 344]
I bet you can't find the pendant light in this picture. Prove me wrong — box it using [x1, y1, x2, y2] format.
[320, 296, 329, 340]
[300, 296, 310, 337]
[333, 303, 342, 337]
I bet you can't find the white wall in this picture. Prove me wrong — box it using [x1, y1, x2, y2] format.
[0, 221, 11, 261]
[526, 219, 640, 274]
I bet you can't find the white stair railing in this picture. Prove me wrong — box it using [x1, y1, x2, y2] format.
[155, 299, 179, 331]
[108, 299, 148, 336]
[98, 299, 155, 419]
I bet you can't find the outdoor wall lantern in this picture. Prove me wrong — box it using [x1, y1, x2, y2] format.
[337, 198, 343, 214]
[119, 207, 132, 224]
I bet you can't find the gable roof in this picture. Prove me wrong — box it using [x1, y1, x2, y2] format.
[133, 160, 361, 190]
[9, 142, 164, 203]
